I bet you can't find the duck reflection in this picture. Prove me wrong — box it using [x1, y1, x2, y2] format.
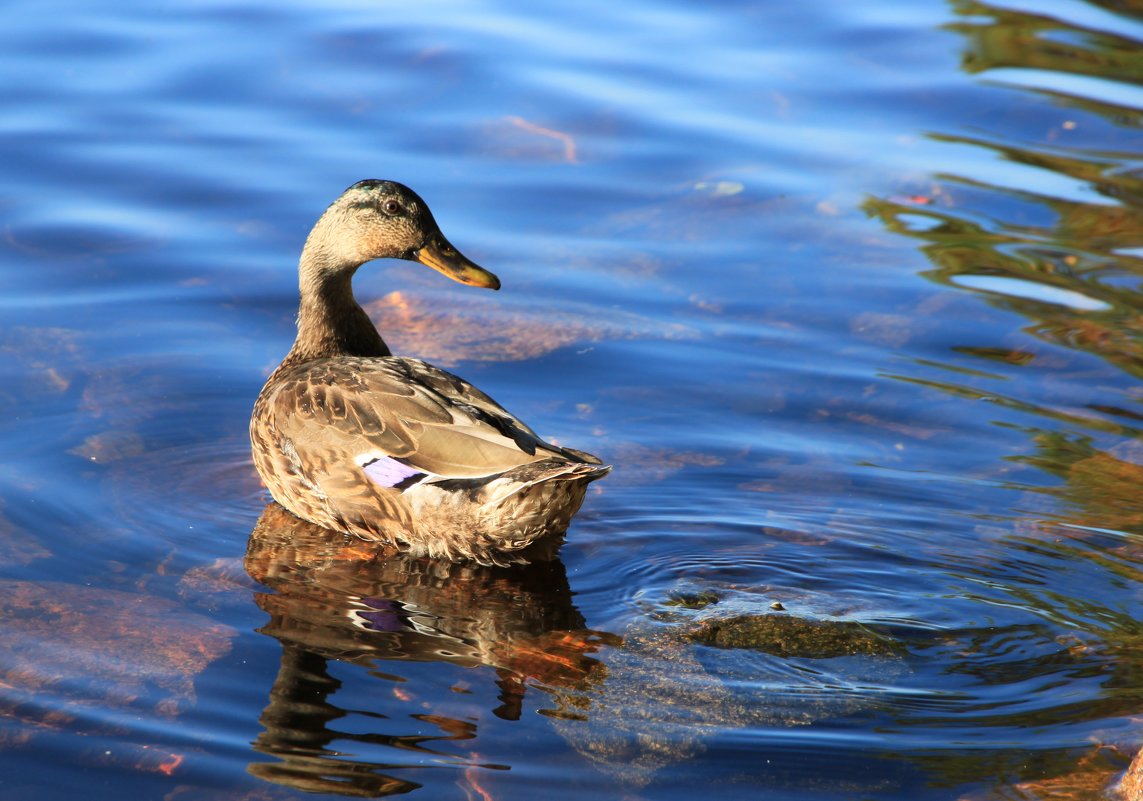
[243, 502, 612, 796]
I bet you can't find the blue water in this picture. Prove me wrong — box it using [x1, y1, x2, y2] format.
[3, 0, 1143, 798]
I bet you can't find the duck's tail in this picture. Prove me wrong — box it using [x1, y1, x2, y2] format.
[481, 459, 610, 508]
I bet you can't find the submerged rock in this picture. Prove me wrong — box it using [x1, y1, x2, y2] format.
[687, 613, 902, 658]
[0, 580, 234, 730]
[550, 603, 909, 788]
[663, 589, 721, 609]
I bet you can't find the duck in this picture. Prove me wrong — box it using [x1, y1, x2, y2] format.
[250, 180, 610, 562]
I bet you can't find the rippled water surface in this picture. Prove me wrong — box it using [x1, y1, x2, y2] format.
[4, 0, 1143, 799]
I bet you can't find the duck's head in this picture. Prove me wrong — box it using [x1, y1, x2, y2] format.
[304, 179, 500, 290]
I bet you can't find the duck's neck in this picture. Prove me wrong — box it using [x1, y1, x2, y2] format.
[284, 254, 392, 367]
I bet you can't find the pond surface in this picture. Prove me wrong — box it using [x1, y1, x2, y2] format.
[3, 0, 1143, 799]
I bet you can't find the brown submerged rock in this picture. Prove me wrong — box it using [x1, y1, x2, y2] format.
[0, 579, 234, 729]
[687, 613, 902, 658]
[549, 605, 909, 788]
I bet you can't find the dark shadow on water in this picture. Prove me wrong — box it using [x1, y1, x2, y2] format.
[243, 502, 615, 796]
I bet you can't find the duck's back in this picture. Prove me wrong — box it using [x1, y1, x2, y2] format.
[251, 355, 608, 560]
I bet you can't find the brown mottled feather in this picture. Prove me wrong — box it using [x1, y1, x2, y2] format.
[250, 180, 608, 562]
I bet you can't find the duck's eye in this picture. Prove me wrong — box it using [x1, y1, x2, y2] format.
[381, 199, 401, 215]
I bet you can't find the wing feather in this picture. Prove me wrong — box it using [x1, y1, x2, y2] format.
[265, 356, 566, 480]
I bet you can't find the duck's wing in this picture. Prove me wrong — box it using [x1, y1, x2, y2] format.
[266, 357, 578, 483]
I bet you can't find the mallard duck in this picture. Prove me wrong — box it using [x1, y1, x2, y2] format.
[250, 180, 609, 562]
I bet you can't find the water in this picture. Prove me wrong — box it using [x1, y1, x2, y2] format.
[2, 0, 1143, 798]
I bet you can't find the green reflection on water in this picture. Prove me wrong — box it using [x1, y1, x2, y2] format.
[864, 1, 1143, 795]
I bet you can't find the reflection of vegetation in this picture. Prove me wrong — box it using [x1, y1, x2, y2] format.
[884, 370, 1141, 437]
[865, 3, 1143, 795]
[862, 0, 1143, 450]
[865, 178, 1143, 381]
[948, 0, 1143, 102]
[1018, 431, 1143, 534]
[868, 0, 1143, 387]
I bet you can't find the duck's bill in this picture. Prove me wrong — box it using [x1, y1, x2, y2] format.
[414, 235, 500, 290]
